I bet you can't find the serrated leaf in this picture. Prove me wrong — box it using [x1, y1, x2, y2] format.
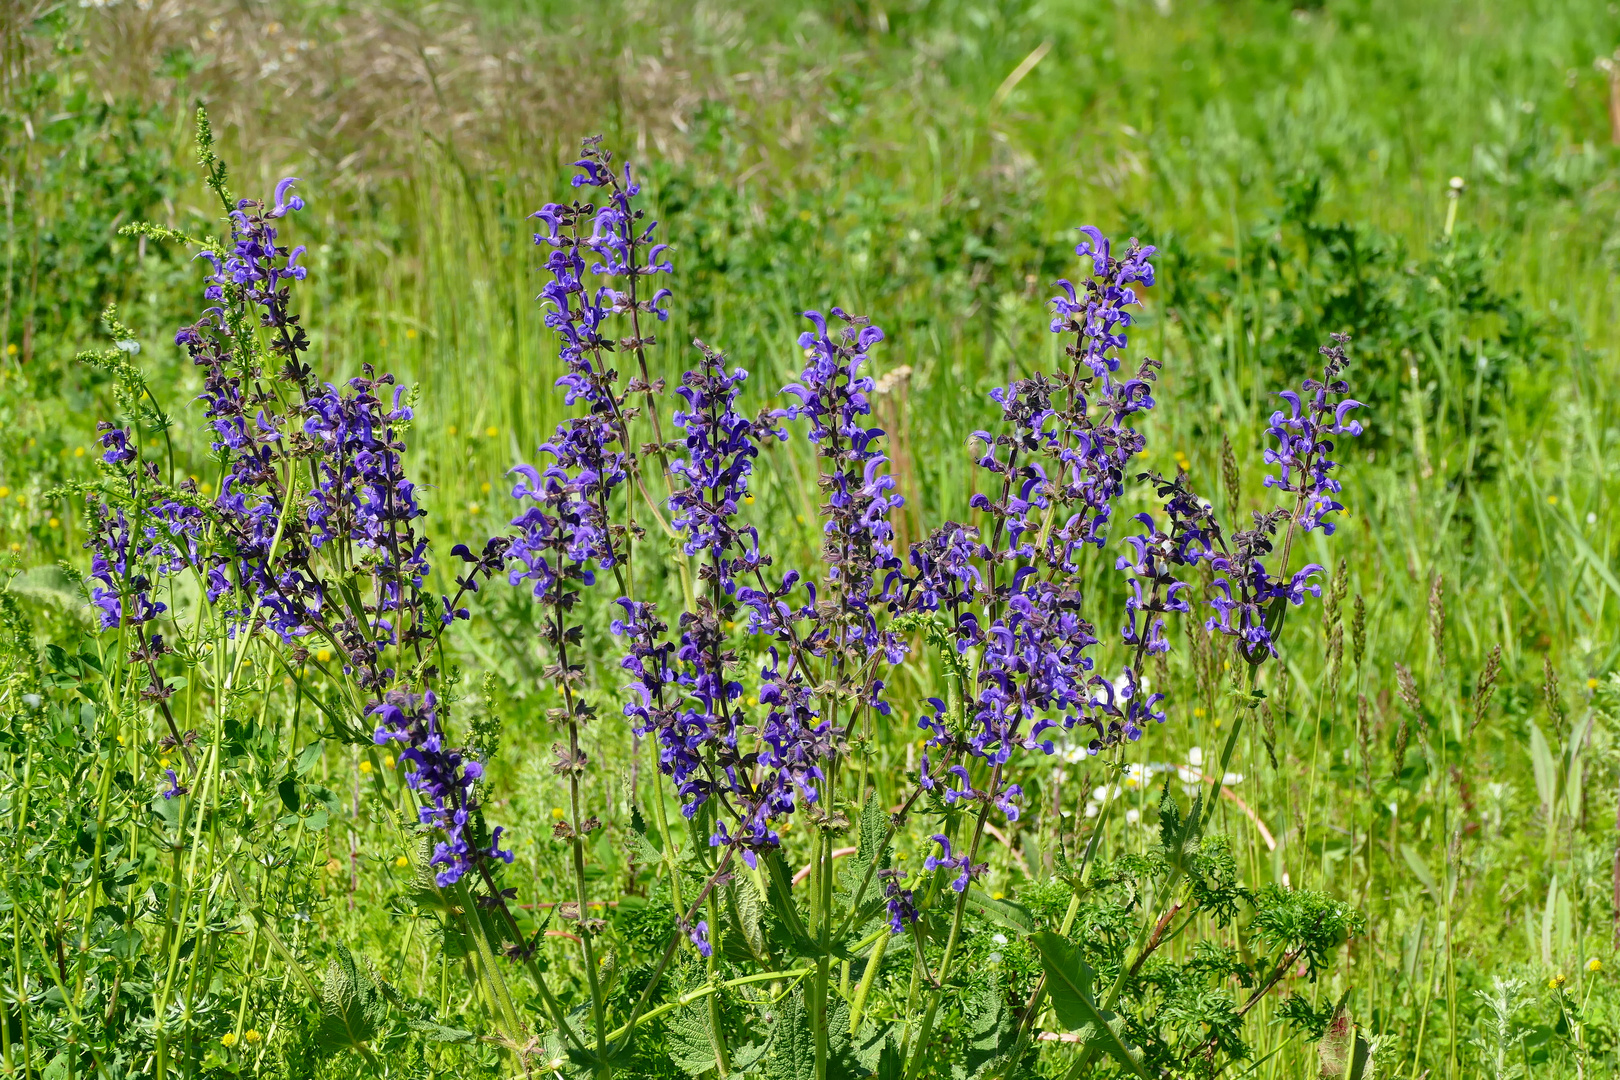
[667, 999, 725, 1077]
[852, 1018, 899, 1073]
[627, 804, 664, 866]
[724, 875, 774, 967]
[405, 1018, 475, 1044]
[1030, 932, 1149, 1078]
[759, 853, 821, 958]
[963, 982, 1005, 1044]
[313, 944, 386, 1055]
[764, 990, 817, 1080]
[840, 793, 892, 895]
[955, 982, 1017, 1080]
[729, 1043, 771, 1076]
[1158, 781, 1203, 872]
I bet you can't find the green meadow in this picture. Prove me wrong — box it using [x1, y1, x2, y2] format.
[5, 0, 1620, 1075]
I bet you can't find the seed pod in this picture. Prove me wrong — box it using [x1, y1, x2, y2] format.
[1543, 655, 1565, 730]
[1395, 662, 1421, 715]
[1392, 713, 1410, 781]
[1221, 433, 1241, 514]
[1428, 574, 1447, 675]
[1469, 644, 1502, 740]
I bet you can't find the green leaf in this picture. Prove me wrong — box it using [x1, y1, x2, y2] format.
[404, 1018, 475, 1044]
[730, 1038, 771, 1075]
[852, 1018, 900, 1073]
[724, 874, 774, 967]
[627, 803, 664, 866]
[759, 852, 820, 958]
[313, 944, 387, 1055]
[1158, 780, 1204, 872]
[841, 792, 892, 892]
[965, 889, 1034, 935]
[667, 999, 725, 1078]
[150, 793, 183, 832]
[955, 982, 1017, 1080]
[1030, 932, 1149, 1078]
[1528, 722, 1556, 817]
[1346, 1030, 1371, 1080]
[763, 989, 816, 1080]
[295, 740, 325, 777]
[1400, 844, 1441, 908]
[278, 774, 300, 814]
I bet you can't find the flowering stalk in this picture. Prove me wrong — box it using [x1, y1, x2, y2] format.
[471, 142, 1368, 1079]
[86, 113, 554, 1065]
[1055, 335, 1363, 1079]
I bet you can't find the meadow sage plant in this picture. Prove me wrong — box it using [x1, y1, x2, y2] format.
[33, 122, 1368, 1079]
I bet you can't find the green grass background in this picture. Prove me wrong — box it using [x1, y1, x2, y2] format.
[6, 0, 1620, 1074]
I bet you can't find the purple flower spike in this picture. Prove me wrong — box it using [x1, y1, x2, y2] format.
[372, 690, 491, 887]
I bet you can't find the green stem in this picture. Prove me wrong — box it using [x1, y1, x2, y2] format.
[904, 765, 1000, 1079]
[603, 967, 815, 1042]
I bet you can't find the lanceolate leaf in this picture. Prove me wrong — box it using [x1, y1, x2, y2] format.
[1030, 932, 1150, 1079]
[965, 888, 1034, 935]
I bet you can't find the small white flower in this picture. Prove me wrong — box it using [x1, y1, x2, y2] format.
[1223, 772, 1244, 786]
[1084, 804, 1099, 818]
[1186, 745, 1204, 768]
[991, 933, 1008, 946]
[1124, 808, 1141, 824]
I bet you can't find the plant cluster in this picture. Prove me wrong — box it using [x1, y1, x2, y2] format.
[0, 118, 1383, 1080]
